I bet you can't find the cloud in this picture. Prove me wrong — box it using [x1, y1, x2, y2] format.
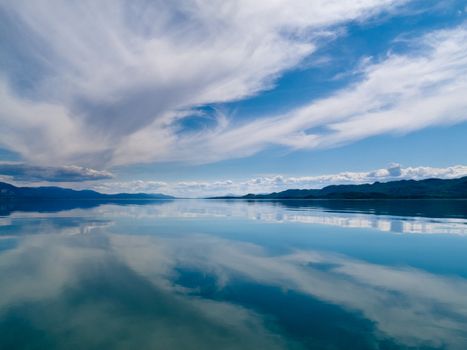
[0, 163, 113, 182]
[173, 24, 467, 163]
[90, 164, 467, 197]
[0, 0, 408, 166]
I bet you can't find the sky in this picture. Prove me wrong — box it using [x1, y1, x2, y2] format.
[1, 0, 467, 197]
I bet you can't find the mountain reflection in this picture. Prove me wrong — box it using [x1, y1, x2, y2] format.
[1, 200, 467, 349]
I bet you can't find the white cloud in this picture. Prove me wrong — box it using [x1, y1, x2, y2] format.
[89, 164, 467, 197]
[0, 162, 113, 182]
[0, 0, 408, 166]
[175, 24, 467, 162]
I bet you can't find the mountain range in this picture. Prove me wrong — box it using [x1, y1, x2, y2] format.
[212, 176, 467, 199]
[2, 176, 467, 201]
[0, 182, 174, 200]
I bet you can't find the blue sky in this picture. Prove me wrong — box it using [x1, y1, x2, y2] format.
[0, 0, 467, 196]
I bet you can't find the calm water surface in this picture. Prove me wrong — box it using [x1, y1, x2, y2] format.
[0, 199, 467, 349]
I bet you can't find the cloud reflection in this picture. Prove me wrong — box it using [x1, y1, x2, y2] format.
[0, 233, 297, 350]
[89, 200, 467, 235]
[1, 201, 467, 348]
[110, 233, 467, 349]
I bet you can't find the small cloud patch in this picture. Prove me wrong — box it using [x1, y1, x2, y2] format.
[0, 163, 113, 182]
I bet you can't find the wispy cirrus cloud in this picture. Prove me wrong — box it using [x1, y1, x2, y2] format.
[170, 24, 467, 163]
[0, 0, 408, 167]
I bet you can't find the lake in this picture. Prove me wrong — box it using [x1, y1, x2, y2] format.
[0, 199, 466, 349]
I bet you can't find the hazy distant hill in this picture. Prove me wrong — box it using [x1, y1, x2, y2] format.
[212, 176, 467, 199]
[0, 182, 174, 200]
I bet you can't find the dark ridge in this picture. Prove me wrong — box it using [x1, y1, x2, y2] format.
[0, 181, 174, 200]
[210, 176, 467, 200]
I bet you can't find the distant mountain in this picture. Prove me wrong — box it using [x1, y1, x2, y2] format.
[0, 182, 174, 200]
[212, 176, 467, 200]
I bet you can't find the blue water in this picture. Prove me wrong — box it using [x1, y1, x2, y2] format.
[0, 199, 466, 349]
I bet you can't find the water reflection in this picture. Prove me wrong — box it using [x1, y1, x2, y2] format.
[0, 200, 467, 349]
[0, 234, 291, 350]
[9, 199, 460, 235]
[110, 233, 467, 349]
